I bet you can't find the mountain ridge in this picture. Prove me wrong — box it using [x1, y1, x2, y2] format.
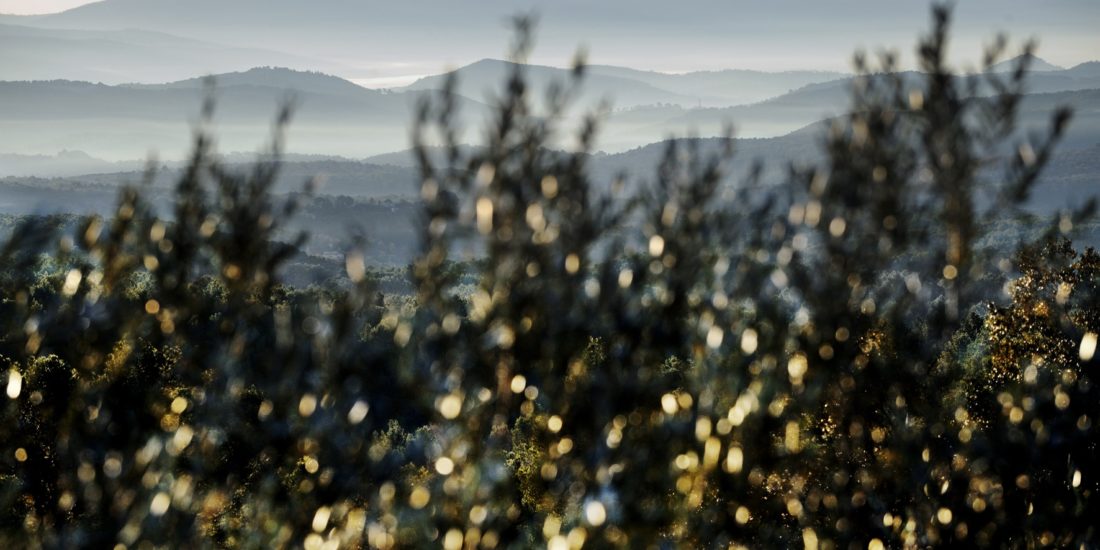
[3, 64, 1098, 161]
[124, 66, 374, 97]
[402, 58, 854, 109]
[989, 54, 1064, 73]
[0, 22, 332, 84]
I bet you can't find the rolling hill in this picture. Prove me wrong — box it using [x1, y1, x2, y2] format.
[598, 65, 1100, 145]
[5, 63, 1098, 161]
[585, 65, 847, 106]
[403, 58, 849, 109]
[989, 54, 1064, 73]
[0, 67, 488, 160]
[401, 59, 704, 109]
[0, 23, 330, 84]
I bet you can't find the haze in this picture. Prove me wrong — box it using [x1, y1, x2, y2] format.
[1, 0, 1097, 84]
[1, 0, 1097, 167]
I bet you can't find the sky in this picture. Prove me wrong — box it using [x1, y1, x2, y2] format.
[0, 0, 90, 14]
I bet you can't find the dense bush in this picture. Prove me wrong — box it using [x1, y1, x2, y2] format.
[1, 7, 1097, 548]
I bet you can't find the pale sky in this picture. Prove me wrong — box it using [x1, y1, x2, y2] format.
[0, 0, 92, 14]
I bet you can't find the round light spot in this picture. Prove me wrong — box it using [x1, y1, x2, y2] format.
[1080, 332, 1097, 361]
[439, 394, 462, 420]
[936, 507, 953, 524]
[547, 415, 563, 433]
[510, 375, 527, 394]
[6, 370, 22, 399]
[584, 501, 606, 526]
[298, 394, 317, 417]
[348, 400, 370, 424]
[661, 393, 679, 414]
[409, 486, 430, 509]
[150, 492, 171, 516]
[649, 235, 665, 257]
[435, 457, 455, 476]
[311, 506, 331, 532]
[740, 329, 759, 354]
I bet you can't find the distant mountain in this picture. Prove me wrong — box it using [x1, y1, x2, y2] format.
[59, 159, 422, 198]
[0, 149, 353, 178]
[366, 105, 1096, 198]
[17, 118, 1097, 221]
[4, 64, 1099, 163]
[0, 23, 329, 84]
[0, 151, 148, 177]
[1008, 88, 1100, 150]
[0, 0, 626, 83]
[404, 59, 849, 109]
[1, 14, 849, 108]
[127, 67, 370, 97]
[1066, 62, 1100, 79]
[0, 0, 921, 101]
[5, 0, 1094, 105]
[586, 65, 848, 106]
[0, 68, 488, 160]
[402, 59, 704, 109]
[613, 69, 1100, 145]
[364, 146, 483, 169]
[989, 54, 1064, 73]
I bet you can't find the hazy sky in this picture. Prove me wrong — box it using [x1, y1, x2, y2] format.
[0, 0, 90, 14]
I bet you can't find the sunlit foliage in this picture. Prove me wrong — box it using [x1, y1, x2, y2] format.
[1, 6, 1096, 548]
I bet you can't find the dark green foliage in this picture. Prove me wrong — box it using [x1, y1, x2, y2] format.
[1, 7, 1097, 549]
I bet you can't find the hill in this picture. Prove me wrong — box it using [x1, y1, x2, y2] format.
[405, 59, 850, 109]
[402, 58, 704, 109]
[0, 68, 488, 160]
[0, 151, 148, 178]
[989, 54, 1064, 73]
[585, 64, 848, 106]
[1066, 61, 1100, 79]
[0, 23, 327, 84]
[3, 65, 1098, 167]
[127, 66, 371, 97]
[604, 69, 1100, 145]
